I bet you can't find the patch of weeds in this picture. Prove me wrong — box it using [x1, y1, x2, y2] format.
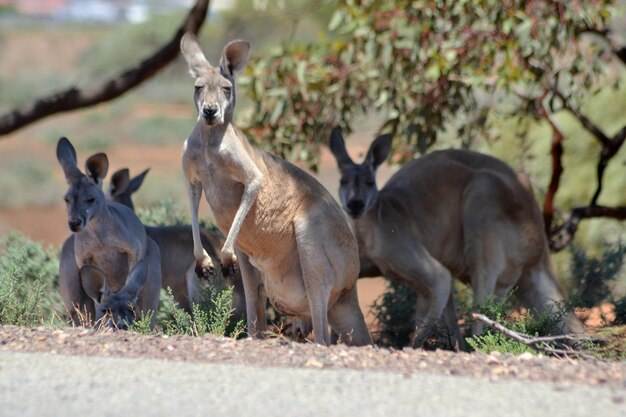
[466, 332, 533, 355]
[158, 280, 245, 338]
[0, 232, 65, 322]
[465, 292, 576, 355]
[0, 263, 46, 326]
[128, 310, 155, 335]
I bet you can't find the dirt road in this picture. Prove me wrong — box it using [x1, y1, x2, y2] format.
[1, 350, 625, 417]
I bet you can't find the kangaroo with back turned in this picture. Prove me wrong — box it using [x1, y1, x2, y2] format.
[179, 33, 371, 346]
[57, 138, 161, 328]
[329, 128, 584, 348]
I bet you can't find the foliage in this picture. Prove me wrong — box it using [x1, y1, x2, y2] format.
[0, 263, 46, 326]
[613, 295, 626, 325]
[242, 0, 616, 168]
[569, 242, 626, 308]
[466, 292, 575, 354]
[159, 281, 245, 338]
[0, 232, 65, 322]
[136, 199, 221, 234]
[370, 280, 417, 348]
[136, 198, 190, 226]
[128, 310, 156, 335]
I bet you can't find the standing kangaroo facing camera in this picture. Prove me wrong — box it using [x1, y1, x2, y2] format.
[57, 137, 161, 329]
[180, 33, 371, 346]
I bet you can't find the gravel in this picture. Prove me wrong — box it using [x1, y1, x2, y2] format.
[1, 325, 625, 390]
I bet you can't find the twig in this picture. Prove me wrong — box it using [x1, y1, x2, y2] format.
[471, 313, 595, 359]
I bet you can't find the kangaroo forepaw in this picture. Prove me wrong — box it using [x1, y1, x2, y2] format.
[195, 258, 216, 280]
[221, 259, 238, 278]
[220, 250, 238, 277]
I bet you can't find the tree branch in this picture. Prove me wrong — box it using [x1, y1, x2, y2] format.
[0, 0, 211, 137]
[538, 94, 565, 236]
[550, 205, 626, 251]
[471, 313, 595, 359]
[552, 90, 610, 146]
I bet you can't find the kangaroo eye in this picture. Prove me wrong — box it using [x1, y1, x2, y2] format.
[86, 198, 96, 204]
[340, 178, 349, 186]
[194, 85, 202, 93]
[223, 86, 232, 96]
[63, 196, 70, 202]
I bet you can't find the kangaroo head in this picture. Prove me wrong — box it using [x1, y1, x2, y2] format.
[108, 168, 150, 211]
[329, 127, 393, 218]
[56, 137, 108, 232]
[180, 33, 250, 127]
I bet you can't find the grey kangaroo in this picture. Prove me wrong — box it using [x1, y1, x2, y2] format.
[180, 33, 372, 346]
[329, 128, 584, 348]
[107, 167, 245, 318]
[57, 138, 161, 328]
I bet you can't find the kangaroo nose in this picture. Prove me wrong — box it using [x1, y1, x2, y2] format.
[347, 200, 365, 216]
[202, 105, 218, 118]
[68, 219, 82, 231]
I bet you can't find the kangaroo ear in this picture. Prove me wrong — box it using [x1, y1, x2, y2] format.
[219, 40, 250, 77]
[180, 32, 210, 78]
[85, 153, 109, 185]
[329, 126, 353, 168]
[56, 137, 82, 183]
[128, 168, 150, 193]
[366, 133, 393, 170]
[109, 168, 130, 197]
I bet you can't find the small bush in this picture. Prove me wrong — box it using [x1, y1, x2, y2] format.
[612, 296, 626, 326]
[0, 232, 64, 323]
[128, 310, 155, 335]
[466, 293, 575, 354]
[569, 243, 626, 308]
[0, 263, 46, 326]
[137, 199, 189, 227]
[370, 280, 417, 348]
[159, 280, 245, 338]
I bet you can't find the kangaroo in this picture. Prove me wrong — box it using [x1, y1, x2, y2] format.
[56, 138, 161, 329]
[329, 128, 583, 348]
[107, 167, 245, 318]
[179, 33, 371, 346]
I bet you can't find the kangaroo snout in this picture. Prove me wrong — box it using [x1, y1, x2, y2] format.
[201, 104, 219, 120]
[347, 199, 365, 217]
[68, 218, 84, 232]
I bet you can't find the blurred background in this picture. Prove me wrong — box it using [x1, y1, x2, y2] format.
[0, 0, 625, 330]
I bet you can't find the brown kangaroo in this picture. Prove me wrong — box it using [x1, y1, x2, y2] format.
[179, 34, 371, 346]
[329, 128, 583, 347]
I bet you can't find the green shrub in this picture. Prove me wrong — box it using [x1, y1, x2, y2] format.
[158, 280, 245, 338]
[370, 280, 417, 348]
[128, 310, 156, 335]
[612, 296, 626, 326]
[136, 199, 189, 227]
[0, 263, 46, 326]
[569, 243, 626, 308]
[0, 232, 65, 323]
[466, 293, 576, 354]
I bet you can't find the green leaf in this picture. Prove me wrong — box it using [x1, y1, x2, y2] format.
[328, 9, 345, 32]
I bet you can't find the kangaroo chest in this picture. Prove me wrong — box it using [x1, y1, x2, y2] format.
[198, 154, 296, 257]
[74, 233, 130, 291]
